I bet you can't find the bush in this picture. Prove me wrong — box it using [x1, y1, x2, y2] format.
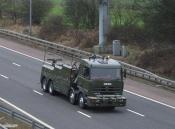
[110, 0, 144, 27]
[39, 15, 65, 40]
[107, 25, 149, 47]
[136, 48, 175, 78]
[73, 29, 98, 48]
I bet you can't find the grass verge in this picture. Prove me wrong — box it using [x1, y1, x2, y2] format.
[0, 112, 31, 129]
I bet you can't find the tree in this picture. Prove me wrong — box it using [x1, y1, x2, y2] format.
[64, 0, 99, 29]
[21, 0, 53, 24]
[0, 1, 6, 19]
[143, 0, 175, 42]
[0, 0, 22, 24]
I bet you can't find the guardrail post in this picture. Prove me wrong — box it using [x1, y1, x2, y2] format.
[134, 72, 136, 76]
[32, 121, 35, 129]
[11, 111, 14, 118]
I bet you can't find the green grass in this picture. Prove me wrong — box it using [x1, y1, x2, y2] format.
[50, 0, 64, 16]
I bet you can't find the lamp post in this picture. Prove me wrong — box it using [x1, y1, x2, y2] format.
[29, 0, 32, 36]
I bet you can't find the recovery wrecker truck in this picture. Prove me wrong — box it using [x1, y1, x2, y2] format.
[40, 55, 126, 109]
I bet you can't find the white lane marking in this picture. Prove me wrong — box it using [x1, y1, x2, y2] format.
[0, 45, 43, 62]
[77, 111, 92, 118]
[12, 62, 21, 67]
[0, 97, 55, 129]
[125, 90, 175, 110]
[127, 109, 145, 117]
[1, 45, 175, 110]
[0, 74, 9, 79]
[33, 90, 43, 96]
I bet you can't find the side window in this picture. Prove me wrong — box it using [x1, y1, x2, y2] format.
[83, 67, 90, 79]
[79, 65, 90, 79]
[79, 65, 83, 76]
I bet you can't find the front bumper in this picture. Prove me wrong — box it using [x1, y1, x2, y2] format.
[86, 95, 126, 107]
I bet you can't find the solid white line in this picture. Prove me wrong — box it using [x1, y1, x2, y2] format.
[12, 62, 21, 67]
[125, 90, 175, 110]
[127, 109, 145, 117]
[1, 45, 175, 110]
[0, 45, 43, 62]
[77, 111, 92, 118]
[0, 97, 55, 129]
[33, 90, 43, 96]
[0, 74, 9, 79]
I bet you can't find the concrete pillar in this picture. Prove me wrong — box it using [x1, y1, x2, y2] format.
[121, 45, 128, 57]
[99, 0, 109, 48]
[113, 40, 121, 56]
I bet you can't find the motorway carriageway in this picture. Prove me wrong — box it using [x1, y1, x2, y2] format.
[0, 37, 175, 129]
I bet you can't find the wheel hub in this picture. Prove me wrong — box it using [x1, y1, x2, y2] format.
[70, 92, 75, 103]
[79, 96, 84, 106]
[43, 83, 46, 90]
[49, 86, 52, 93]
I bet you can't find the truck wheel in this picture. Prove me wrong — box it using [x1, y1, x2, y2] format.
[78, 93, 86, 109]
[41, 78, 48, 92]
[107, 106, 115, 110]
[48, 81, 55, 95]
[69, 90, 76, 105]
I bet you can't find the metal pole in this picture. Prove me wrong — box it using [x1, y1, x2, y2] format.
[99, 0, 109, 48]
[29, 0, 32, 35]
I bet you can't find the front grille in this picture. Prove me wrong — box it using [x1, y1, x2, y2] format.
[92, 86, 122, 95]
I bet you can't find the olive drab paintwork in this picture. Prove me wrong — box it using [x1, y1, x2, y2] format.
[40, 56, 126, 108]
[41, 64, 72, 95]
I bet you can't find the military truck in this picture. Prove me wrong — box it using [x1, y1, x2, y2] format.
[40, 55, 126, 109]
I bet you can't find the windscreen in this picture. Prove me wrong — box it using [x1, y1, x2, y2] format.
[91, 68, 121, 80]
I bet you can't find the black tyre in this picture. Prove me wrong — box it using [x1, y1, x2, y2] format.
[107, 106, 115, 110]
[69, 90, 76, 105]
[78, 93, 86, 109]
[41, 78, 48, 92]
[48, 81, 55, 95]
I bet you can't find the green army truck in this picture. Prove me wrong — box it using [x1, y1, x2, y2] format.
[40, 56, 126, 109]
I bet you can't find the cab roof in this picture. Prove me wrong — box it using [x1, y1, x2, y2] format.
[82, 58, 121, 68]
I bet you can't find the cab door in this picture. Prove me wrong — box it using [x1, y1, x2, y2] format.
[77, 65, 91, 91]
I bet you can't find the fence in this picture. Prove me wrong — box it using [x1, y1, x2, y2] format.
[0, 29, 174, 88]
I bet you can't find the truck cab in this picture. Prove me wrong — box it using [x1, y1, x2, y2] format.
[76, 57, 126, 108]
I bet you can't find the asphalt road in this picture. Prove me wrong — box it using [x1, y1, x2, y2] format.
[0, 37, 175, 129]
